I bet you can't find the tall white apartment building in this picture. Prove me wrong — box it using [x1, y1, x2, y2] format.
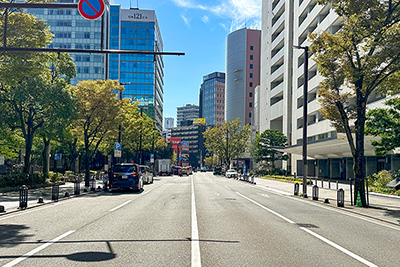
[260, 0, 400, 179]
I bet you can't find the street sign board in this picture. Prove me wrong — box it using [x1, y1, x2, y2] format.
[114, 143, 122, 150]
[150, 158, 154, 163]
[114, 150, 121, 158]
[55, 153, 62, 161]
[78, 0, 105, 20]
[150, 154, 154, 158]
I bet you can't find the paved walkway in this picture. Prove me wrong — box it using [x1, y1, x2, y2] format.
[0, 181, 103, 214]
[249, 176, 400, 226]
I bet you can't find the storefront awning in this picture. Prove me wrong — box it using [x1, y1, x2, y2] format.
[275, 134, 382, 159]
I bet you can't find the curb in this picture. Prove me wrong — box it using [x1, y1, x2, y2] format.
[0, 189, 104, 217]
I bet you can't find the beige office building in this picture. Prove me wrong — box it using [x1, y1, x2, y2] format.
[259, 0, 400, 179]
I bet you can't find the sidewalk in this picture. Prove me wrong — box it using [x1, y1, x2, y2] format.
[0, 181, 103, 215]
[251, 176, 400, 226]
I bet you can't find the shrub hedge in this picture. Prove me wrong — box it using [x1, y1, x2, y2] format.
[0, 173, 46, 188]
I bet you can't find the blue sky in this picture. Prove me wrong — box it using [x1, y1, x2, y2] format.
[117, 0, 261, 123]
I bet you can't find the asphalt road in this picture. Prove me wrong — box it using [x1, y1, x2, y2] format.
[1, 172, 399, 266]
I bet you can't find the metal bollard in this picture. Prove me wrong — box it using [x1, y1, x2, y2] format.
[19, 185, 28, 209]
[0, 205, 5, 213]
[337, 188, 345, 207]
[90, 178, 96, 192]
[52, 182, 59, 202]
[294, 183, 299, 196]
[74, 179, 80, 195]
[312, 185, 319, 201]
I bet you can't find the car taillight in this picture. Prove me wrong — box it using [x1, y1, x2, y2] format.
[129, 171, 139, 177]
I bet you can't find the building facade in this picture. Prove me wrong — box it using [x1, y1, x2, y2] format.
[164, 117, 174, 130]
[27, 0, 110, 85]
[170, 124, 207, 168]
[259, 0, 400, 179]
[225, 28, 261, 126]
[176, 104, 199, 127]
[109, 6, 164, 131]
[199, 72, 226, 126]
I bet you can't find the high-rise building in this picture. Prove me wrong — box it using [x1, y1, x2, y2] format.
[225, 28, 261, 126]
[26, 0, 110, 85]
[259, 0, 400, 178]
[164, 117, 174, 129]
[199, 72, 225, 126]
[176, 104, 199, 127]
[109, 6, 164, 131]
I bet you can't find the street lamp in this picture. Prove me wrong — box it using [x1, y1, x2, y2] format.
[293, 45, 309, 198]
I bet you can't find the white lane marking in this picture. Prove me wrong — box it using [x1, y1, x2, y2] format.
[257, 185, 292, 196]
[2, 230, 75, 267]
[236, 192, 295, 224]
[109, 200, 132, 212]
[0, 204, 56, 222]
[300, 227, 378, 267]
[224, 186, 231, 190]
[191, 175, 201, 267]
[257, 193, 270, 198]
[287, 194, 400, 232]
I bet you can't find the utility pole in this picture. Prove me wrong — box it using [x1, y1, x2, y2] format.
[139, 108, 143, 165]
[293, 45, 309, 198]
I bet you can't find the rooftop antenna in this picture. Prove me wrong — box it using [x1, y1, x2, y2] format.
[129, 0, 131, 8]
[137, 0, 139, 8]
[245, 18, 247, 28]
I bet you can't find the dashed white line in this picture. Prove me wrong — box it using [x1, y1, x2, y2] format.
[300, 227, 378, 267]
[236, 192, 295, 224]
[2, 230, 75, 267]
[236, 192, 379, 267]
[109, 200, 132, 212]
[191, 175, 201, 267]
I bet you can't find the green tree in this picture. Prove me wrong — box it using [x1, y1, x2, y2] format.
[366, 98, 400, 156]
[309, 0, 400, 207]
[0, 10, 75, 173]
[71, 80, 123, 186]
[255, 129, 288, 169]
[203, 118, 251, 167]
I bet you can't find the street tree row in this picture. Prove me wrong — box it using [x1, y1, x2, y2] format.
[0, 6, 169, 186]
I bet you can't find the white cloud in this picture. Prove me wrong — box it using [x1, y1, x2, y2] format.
[172, 0, 261, 31]
[181, 14, 191, 27]
[201, 15, 209, 24]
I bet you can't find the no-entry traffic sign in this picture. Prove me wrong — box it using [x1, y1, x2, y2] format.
[78, 0, 105, 20]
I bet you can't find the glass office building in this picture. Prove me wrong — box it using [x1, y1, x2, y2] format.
[109, 6, 164, 131]
[26, 0, 110, 86]
[199, 72, 225, 126]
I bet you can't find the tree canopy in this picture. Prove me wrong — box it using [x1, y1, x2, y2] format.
[203, 118, 251, 167]
[254, 129, 288, 169]
[309, 0, 400, 206]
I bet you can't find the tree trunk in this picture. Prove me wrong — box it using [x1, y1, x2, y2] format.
[42, 137, 50, 178]
[23, 126, 33, 174]
[354, 96, 367, 207]
[84, 135, 90, 187]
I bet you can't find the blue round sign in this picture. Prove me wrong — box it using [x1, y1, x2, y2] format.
[78, 0, 105, 20]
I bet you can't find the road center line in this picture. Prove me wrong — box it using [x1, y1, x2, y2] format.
[191, 175, 201, 267]
[236, 192, 295, 224]
[109, 200, 132, 212]
[300, 227, 378, 267]
[2, 230, 75, 267]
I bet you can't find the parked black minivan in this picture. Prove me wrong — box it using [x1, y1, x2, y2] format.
[110, 163, 144, 192]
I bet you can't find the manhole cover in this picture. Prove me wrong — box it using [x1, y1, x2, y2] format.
[296, 223, 319, 228]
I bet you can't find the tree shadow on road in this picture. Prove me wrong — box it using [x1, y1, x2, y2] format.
[0, 224, 33, 248]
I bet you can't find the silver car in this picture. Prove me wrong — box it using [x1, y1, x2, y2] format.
[139, 165, 154, 184]
[225, 169, 238, 178]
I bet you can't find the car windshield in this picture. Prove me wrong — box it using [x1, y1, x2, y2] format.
[227, 170, 235, 173]
[113, 165, 137, 173]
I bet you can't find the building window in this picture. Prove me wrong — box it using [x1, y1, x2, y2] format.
[250, 64, 253, 69]
[250, 82, 253, 87]
[250, 46, 254, 50]
[249, 112, 252, 117]
[249, 92, 253, 97]
[249, 102, 253, 107]
[250, 73, 253, 78]
[250, 55, 253, 60]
